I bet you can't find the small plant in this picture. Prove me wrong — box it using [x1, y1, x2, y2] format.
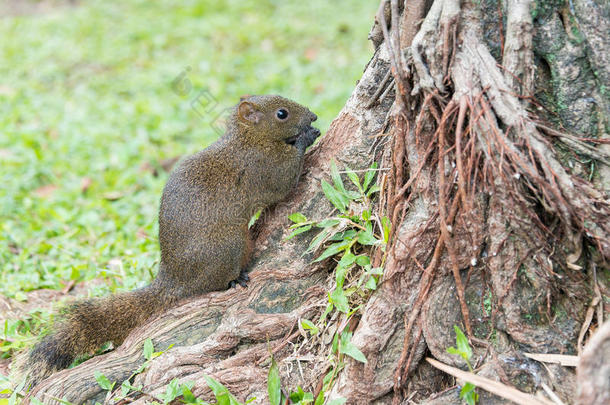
[268, 355, 316, 405]
[94, 338, 177, 403]
[287, 161, 389, 318]
[285, 161, 387, 404]
[267, 356, 287, 405]
[267, 355, 346, 405]
[0, 376, 27, 405]
[1, 309, 51, 359]
[447, 325, 479, 405]
[151, 375, 251, 405]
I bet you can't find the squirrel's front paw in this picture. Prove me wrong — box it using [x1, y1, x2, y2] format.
[295, 126, 321, 152]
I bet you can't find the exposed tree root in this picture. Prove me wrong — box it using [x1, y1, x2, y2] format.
[577, 320, 610, 405]
[333, 0, 609, 403]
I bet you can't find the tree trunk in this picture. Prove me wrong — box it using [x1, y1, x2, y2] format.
[26, 0, 609, 404]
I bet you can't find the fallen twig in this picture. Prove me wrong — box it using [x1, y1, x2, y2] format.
[426, 357, 555, 405]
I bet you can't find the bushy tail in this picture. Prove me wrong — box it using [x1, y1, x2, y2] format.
[19, 285, 169, 388]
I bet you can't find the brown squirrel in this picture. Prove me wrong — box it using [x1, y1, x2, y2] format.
[21, 94, 320, 387]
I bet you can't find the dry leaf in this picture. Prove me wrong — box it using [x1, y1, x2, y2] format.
[80, 177, 92, 193]
[426, 357, 555, 405]
[103, 191, 124, 201]
[523, 352, 579, 367]
[304, 47, 318, 61]
[34, 184, 59, 198]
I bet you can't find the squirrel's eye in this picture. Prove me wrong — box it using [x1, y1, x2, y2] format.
[276, 109, 289, 120]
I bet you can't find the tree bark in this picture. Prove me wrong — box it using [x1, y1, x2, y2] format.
[26, 0, 609, 404]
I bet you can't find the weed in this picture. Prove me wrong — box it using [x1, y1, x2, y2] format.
[285, 161, 388, 403]
[447, 326, 479, 405]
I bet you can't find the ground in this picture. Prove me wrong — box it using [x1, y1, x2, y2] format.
[0, 0, 377, 373]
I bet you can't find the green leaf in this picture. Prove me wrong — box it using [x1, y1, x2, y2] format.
[181, 381, 198, 403]
[203, 375, 240, 405]
[288, 212, 308, 223]
[347, 304, 362, 317]
[322, 369, 335, 390]
[328, 229, 357, 241]
[321, 302, 333, 321]
[382, 216, 391, 244]
[330, 287, 349, 313]
[355, 255, 371, 266]
[14, 292, 26, 302]
[331, 331, 340, 354]
[121, 380, 133, 396]
[306, 228, 332, 254]
[94, 371, 115, 391]
[365, 276, 377, 290]
[337, 251, 356, 269]
[335, 264, 347, 287]
[346, 190, 362, 200]
[284, 224, 312, 240]
[330, 160, 348, 196]
[313, 241, 350, 262]
[143, 338, 154, 360]
[289, 386, 313, 404]
[366, 184, 380, 196]
[316, 218, 341, 228]
[314, 390, 325, 405]
[345, 166, 363, 194]
[460, 382, 479, 405]
[339, 332, 367, 363]
[357, 228, 379, 246]
[361, 209, 370, 221]
[248, 210, 261, 229]
[447, 347, 461, 355]
[300, 319, 319, 335]
[289, 386, 305, 402]
[454, 325, 472, 361]
[335, 252, 354, 285]
[268, 357, 282, 405]
[327, 399, 347, 405]
[161, 378, 181, 404]
[363, 162, 378, 191]
[322, 180, 348, 213]
[8, 378, 26, 405]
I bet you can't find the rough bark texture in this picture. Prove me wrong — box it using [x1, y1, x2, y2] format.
[577, 320, 610, 405]
[20, 0, 609, 404]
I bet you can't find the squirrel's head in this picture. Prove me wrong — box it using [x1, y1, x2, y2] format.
[235, 95, 318, 145]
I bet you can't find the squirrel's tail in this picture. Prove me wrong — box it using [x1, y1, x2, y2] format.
[19, 284, 170, 388]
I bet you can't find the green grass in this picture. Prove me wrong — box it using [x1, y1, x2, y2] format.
[0, 0, 377, 301]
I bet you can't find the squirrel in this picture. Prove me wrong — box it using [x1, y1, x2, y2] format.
[20, 94, 320, 387]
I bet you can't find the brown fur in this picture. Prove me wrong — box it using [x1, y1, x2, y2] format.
[19, 95, 320, 388]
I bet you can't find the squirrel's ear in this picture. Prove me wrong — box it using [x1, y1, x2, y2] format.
[238, 101, 263, 124]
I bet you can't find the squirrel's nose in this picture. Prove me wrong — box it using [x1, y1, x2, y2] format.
[310, 111, 318, 122]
